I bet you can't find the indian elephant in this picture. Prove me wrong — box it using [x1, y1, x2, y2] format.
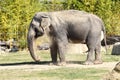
[27, 10, 106, 65]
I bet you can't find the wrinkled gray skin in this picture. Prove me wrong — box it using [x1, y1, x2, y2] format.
[27, 10, 106, 65]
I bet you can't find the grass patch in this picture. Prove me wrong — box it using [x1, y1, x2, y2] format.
[37, 68, 108, 80]
[0, 51, 51, 64]
[0, 50, 119, 64]
[0, 68, 108, 80]
[0, 50, 119, 80]
[0, 51, 32, 63]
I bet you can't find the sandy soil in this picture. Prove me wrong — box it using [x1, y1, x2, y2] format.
[0, 62, 118, 71]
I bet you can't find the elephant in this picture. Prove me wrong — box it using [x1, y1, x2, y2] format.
[27, 10, 107, 65]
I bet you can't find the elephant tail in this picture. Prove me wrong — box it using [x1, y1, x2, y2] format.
[101, 21, 107, 54]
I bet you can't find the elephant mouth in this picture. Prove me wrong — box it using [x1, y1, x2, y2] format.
[35, 32, 44, 38]
[35, 27, 44, 38]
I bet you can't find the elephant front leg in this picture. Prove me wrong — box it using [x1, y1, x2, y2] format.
[50, 43, 58, 65]
[57, 42, 67, 66]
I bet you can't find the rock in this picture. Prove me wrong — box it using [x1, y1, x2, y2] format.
[67, 43, 107, 54]
[9, 46, 19, 52]
[112, 42, 120, 55]
[0, 46, 6, 54]
[114, 62, 120, 73]
[101, 36, 120, 46]
[67, 44, 88, 54]
[103, 62, 120, 80]
[37, 43, 50, 50]
[0, 49, 5, 54]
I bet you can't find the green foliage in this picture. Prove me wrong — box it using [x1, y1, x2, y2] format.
[0, 0, 44, 48]
[0, 0, 120, 49]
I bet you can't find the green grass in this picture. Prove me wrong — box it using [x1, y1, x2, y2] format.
[0, 67, 108, 80]
[0, 51, 51, 64]
[0, 50, 119, 64]
[0, 50, 119, 66]
[0, 51, 32, 63]
[0, 50, 119, 80]
[37, 68, 108, 80]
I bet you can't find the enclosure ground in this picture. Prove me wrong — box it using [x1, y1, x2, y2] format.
[0, 51, 119, 80]
[0, 62, 118, 70]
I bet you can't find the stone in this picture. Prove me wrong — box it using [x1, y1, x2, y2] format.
[103, 62, 120, 80]
[67, 43, 107, 54]
[0, 46, 6, 54]
[112, 42, 120, 55]
[37, 43, 50, 50]
[67, 44, 88, 54]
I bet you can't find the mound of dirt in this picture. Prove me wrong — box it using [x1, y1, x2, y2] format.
[103, 62, 120, 80]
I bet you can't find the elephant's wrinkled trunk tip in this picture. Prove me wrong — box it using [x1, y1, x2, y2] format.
[27, 29, 40, 62]
[31, 55, 40, 62]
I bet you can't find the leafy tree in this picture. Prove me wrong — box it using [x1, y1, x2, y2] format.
[0, 0, 120, 49]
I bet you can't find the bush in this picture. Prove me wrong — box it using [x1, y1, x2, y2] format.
[0, 0, 120, 49]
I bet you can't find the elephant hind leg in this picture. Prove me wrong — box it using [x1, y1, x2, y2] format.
[84, 42, 96, 65]
[84, 34, 100, 65]
[84, 50, 95, 65]
[94, 41, 103, 64]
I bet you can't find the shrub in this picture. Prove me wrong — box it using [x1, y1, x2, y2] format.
[0, 0, 120, 49]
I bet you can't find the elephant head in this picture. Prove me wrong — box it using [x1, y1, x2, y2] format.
[27, 12, 51, 62]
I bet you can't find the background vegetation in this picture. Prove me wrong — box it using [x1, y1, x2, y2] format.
[0, 0, 120, 49]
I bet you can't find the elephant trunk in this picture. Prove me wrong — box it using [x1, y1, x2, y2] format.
[27, 27, 40, 62]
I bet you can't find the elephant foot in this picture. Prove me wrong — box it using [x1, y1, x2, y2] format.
[57, 62, 66, 66]
[49, 62, 66, 66]
[49, 62, 58, 65]
[94, 60, 103, 64]
[83, 61, 94, 65]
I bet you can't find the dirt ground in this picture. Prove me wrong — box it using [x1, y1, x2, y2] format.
[0, 62, 118, 71]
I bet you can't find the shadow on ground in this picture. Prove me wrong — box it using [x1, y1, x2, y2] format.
[0, 61, 84, 66]
[0, 61, 51, 66]
[67, 61, 84, 64]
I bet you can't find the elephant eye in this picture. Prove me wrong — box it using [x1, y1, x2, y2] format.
[34, 17, 41, 22]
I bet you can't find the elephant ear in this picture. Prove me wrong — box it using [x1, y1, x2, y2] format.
[41, 16, 51, 29]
